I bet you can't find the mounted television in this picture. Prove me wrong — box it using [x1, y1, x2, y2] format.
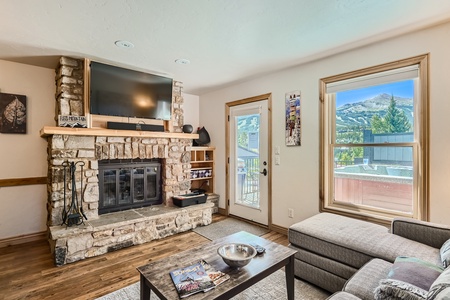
[89, 61, 173, 120]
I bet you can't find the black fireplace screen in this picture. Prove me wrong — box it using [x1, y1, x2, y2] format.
[98, 159, 161, 214]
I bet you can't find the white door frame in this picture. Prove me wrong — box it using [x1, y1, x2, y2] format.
[225, 93, 272, 226]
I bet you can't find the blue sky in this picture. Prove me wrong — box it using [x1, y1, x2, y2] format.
[336, 80, 414, 107]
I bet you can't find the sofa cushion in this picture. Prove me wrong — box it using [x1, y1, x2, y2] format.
[289, 213, 441, 269]
[327, 291, 362, 300]
[439, 239, 450, 268]
[427, 267, 450, 300]
[289, 213, 389, 268]
[372, 235, 440, 266]
[344, 258, 392, 300]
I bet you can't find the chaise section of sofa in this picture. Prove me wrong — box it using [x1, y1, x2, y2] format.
[288, 213, 442, 293]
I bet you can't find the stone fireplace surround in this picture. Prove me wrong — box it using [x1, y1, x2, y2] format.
[45, 57, 213, 266]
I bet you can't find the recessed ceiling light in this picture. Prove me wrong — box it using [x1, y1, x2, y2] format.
[175, 58, 190, 65]
[115, 40, 135, 49]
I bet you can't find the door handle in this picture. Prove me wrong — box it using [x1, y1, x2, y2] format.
[260, 168, 267, 176]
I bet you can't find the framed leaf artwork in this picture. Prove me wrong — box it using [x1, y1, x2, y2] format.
[0, 92, 27, 134]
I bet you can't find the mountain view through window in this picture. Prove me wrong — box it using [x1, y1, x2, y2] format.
[333, 80, 414, 213]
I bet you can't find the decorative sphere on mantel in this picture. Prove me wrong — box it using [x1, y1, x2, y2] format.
[182, 124, 193, 133]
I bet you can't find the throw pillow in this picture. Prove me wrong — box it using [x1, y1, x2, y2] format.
[374, 256, 443, 300]
[388, 256, 443, 291]
[374, 279, 428, 300]
[427, 267, 450, 300]
[440, 238, 450, 268]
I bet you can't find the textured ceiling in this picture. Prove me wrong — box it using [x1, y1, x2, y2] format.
[1, 0, 450, 95]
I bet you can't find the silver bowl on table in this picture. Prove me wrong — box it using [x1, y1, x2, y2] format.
[217, 243, 257, 268]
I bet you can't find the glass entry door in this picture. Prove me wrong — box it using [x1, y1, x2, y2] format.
[229, 99, 269, 225]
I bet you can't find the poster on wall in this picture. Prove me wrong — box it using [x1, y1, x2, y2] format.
[0, 92, 27, 134]
[285, 90, 301, 146]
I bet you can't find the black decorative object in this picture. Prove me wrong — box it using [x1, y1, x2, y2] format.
[193, 126, 211, 146]
[172, 193, 207, 207]
[62, 161, 88, 226]
[182, 124, 193, 133]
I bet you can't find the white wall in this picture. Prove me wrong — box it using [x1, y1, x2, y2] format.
[199, 21, 450, 228]
[0, 60, 55, 239]
[182, 93, 200, 130]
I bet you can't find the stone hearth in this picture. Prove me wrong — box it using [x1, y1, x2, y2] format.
[50, 203, 213, 266]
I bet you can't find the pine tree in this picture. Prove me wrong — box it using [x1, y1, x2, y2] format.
[384, 95, 411, 133]
[370, 95, 411, 133]
[371, 114, 389, 134]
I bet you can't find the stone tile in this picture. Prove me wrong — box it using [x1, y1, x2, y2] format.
[50, 223, 94, 239]
[88, 210, 143, 229]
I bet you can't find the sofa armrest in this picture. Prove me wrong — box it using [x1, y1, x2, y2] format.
[391, 218, 450, 249]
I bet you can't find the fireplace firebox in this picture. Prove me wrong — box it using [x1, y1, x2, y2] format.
[98, 159, 162, 214]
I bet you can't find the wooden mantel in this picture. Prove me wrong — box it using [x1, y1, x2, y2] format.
[40, 126, 199, 139]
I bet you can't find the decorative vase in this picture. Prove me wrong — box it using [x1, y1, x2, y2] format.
[182, 124, 193, 133]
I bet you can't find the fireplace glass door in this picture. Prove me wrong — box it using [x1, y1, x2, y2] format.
[133, 167, 145, 202]
[99, 160, 161, 214]
[118, 169, 131, 205]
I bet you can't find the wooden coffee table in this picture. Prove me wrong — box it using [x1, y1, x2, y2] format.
[137, 231, 297, 300]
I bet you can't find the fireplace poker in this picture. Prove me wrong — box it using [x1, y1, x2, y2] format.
[61, 161, 88, 226]
[61, 161, 69, 225]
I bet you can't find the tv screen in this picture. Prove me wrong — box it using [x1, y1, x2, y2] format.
[89, 61, 173, 120]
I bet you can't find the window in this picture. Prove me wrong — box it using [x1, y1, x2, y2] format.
[320, 55, 429, 222]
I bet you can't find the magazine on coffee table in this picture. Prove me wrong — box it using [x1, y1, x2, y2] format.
[170, 260, 230, 298]
[169, 262, 215, 298]
[200, 260, 230, 286]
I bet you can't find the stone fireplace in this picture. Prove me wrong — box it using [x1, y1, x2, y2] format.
[44, 57, 213, 266]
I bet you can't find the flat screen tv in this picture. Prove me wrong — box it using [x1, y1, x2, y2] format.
[89, 61, 173, 120]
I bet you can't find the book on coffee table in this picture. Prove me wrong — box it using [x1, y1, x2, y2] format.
[169, 262, 215, 298]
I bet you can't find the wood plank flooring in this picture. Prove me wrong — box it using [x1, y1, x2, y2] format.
[0, 215, 288, 300]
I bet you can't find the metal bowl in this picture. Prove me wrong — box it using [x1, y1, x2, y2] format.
[217, 243, 257, 268]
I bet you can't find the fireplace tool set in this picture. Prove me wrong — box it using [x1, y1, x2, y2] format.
[62, 161, 88, 226]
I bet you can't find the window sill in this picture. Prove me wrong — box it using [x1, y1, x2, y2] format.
[319, 201, 415, 227]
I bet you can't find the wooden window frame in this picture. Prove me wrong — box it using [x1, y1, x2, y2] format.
[319, 54, 429, 224]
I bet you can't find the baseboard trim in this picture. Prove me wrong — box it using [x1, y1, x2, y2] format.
[269, 223, 288, 235]
[214, 208, 288, 235]
[0, 231, 47, 248]
[229, 214, 269, 230]
[218, 207, 228, 215]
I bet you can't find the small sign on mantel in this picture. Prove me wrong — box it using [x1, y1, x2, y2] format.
[58, 115, 88, 128]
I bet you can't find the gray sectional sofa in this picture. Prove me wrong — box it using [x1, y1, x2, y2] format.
[288, 213, 450, 299]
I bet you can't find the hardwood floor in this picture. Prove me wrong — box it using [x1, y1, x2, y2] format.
[0, 215, 288, 300]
